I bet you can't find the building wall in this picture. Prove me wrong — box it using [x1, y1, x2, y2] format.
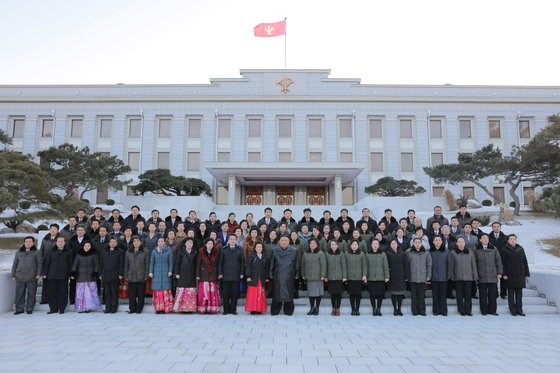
[1, 69, 559, 205]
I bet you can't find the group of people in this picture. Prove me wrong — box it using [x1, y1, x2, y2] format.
[11, 204, 530, 317]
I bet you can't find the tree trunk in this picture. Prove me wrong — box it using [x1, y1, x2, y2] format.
[508, 181, 522, 216]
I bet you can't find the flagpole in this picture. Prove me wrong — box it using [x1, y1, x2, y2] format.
[284, 17, 287, 69]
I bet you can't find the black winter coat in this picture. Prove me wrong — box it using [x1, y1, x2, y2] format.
[100, 247, 124, 282]
[245, 252, 270, 286]
[387, 249, 407, 292]
[218, 245, 245, 281]
[502, 244, 530, 289]
[43, 247, 73, 280]
[175, 248, 198, 288]
[71, 248, 99, 283]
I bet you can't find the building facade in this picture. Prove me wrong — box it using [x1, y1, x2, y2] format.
[1, 69, 559, 206]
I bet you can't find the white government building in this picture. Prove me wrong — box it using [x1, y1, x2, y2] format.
[1, 69, 559, 212]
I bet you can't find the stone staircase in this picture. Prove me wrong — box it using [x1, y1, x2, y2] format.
[32, 282, 557, 315]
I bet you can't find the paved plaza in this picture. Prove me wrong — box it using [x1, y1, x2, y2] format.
[1, 310, 559, 373]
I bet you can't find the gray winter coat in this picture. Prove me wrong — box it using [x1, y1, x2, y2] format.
[269, 245, 299, 302]
[450, 247, 478, 281]
[11, 245, 42, 282]
[301, 250, 327, 281]
[474, 243, 503, 283]
[325, 248, 347, 280]
[124, 247, 150, 282]
[406, 247, 433, 283]
[344, 249, 367, 281]
[365, 250, 389, 281]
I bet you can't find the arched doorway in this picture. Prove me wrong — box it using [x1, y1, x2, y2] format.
[276, 187, 294, 205]
[307, 186, 325, 205]
[245, 187, 263, 205]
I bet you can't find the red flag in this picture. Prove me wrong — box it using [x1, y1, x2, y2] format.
[254, 20, 286, 37]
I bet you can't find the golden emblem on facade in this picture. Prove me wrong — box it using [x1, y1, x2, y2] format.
[276, 77, 293, 94]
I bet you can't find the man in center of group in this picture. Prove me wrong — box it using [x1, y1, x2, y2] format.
[270, 234, 299, 316]
[218, 235, 244, 315]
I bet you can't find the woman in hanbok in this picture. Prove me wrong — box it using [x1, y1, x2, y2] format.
[196, 238, 221, 314]
[71, 242, 102, 313]
[173, 238, 198, 313]
[149, 238, 174, 314]
[244, 242, 269, 314]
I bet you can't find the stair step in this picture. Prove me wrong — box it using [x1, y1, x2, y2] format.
[31, 303, 557, 315]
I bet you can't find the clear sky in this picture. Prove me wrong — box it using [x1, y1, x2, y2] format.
[1, 0, 558, 85]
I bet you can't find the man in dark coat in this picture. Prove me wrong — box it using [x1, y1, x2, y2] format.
[474, 234, 503, 316]
[43, 236, 73, 314]
[39, 224, 60, 304]
[318, 210, 336, 231]
[218, 235, 245, 315]
[105, 209, 125, 230]
[11, 236, 42, 315]
[100, 238, 124, 313]
[336, 208, 355, 231]
[88, 207, 106, 229]
[269, 234, 299, 315]
[298, 208, 317, 231]
[123, 206, 145, 234]
[489, 222, 509, 299]
[165, 208, 183, 231]
[356, 208, 377, 234]
[455, 205, 472, 228]
[502, 234, 530, 316]
[379, 209, 399, 233]
[257, 207, 278, 233]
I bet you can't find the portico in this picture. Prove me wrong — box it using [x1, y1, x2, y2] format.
[205, 163, 365, 205]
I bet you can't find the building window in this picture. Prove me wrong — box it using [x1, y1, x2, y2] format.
[519, 120, 530, 138]
[463, 186, 475, 200]
[10, 118, 25, 138]
[339, 118, 352, 138]
[100, 119, 112, 138]
[489, 120, 501, 139]
[248, 119, 261, 138]
[157, 152, 170, 169]
[41, 119, 53, 138]
[399, 119, 413, 138]
[188, 118, 201, 138]
[432, 186, 445, 197]
[278, 152, 291, 162]
[493, 186, 505, 204]
[340, 152, 353, 162]
[401, 152, 414, 172]
[309, 152, 322, 162]
[459, 119, 471, 139]
[431, 152, 444, 166]
[218, 152, 231, 162]
[218, 118, 231, 138]
[96, 187, 109, 204]
[429, 119, 442, 139]
[128, 152, 140, 171]
[369, 119, 382, 138]
[248, 152, 261, 162]
[370, 152, 383, 172]
[126, 186, 137, 196]
[129, 118, 141, 138]
[308, 118, 322, 138]
[278, 118, 292, 138]
[39, 157, 50, 169]
[158, 118, 171, 138]
[187, 152, 200, 171]
[523, 186, 534, 205]
[70, 119, 83, 138]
